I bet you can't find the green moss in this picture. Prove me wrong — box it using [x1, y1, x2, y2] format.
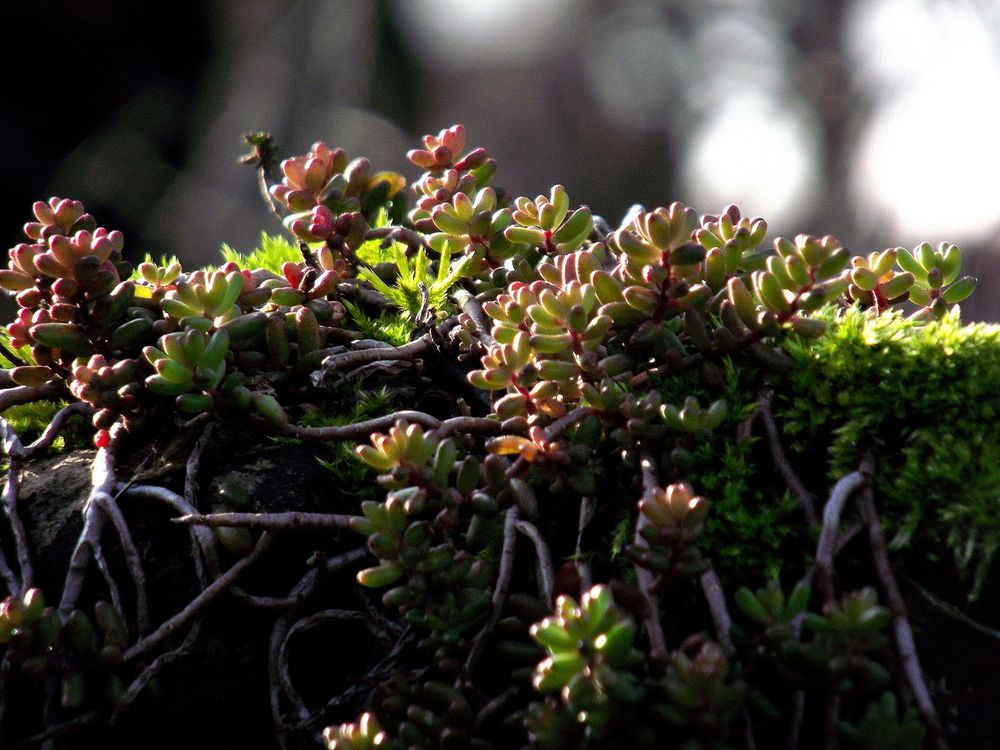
[778, 306, 1000, 594]
[219, 232, 301, 275]
[343, 300, 413, 346]
[0, 400, 92, 452]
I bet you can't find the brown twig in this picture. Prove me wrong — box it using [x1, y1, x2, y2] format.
[516, 519, 555, 604]
[91, 543, 127, 638]
[11, 710, 99, 748]
[546, 407, 593, 441]
[759, 388, 817, 527]
[787, 688, 805, 750]
[452, 288, 497, 348]
[576, 495, 595, 592]
[109, 621, 202, 725]
[465, 506, 519, 676]
[59, 425, 122, 618]
[118, 483, 216, 590]
[282, 410, 440, 440]
[231, 547, 365, 611]
[636, 452, 668, 658]
[282, 411, 499, 442]
[183, 422, 220, 581]
[320, 334, 435, 373]
[0, 380, 65, 413]
[823, 692, 841, 750]
[859, 484, 947, 748]
[898, 571, 1000, 643]
[123, 532, 273, 662]
[93, 493, 150, 635]
[700, 566, 734, 654]
[814, 470, 867, 606]
[23, 402, 92, 458]
[435, 416, 501, 438]
[174, 511, 353, 531]
[276, 609, 368, 718]
[0, 419, 29, 593]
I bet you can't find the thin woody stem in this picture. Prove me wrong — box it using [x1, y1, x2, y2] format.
[859, 482, 947, 748]
[637, 452, 668, 658]
[814, 470, 868, 606]
[516, 519, 555, 604]
[174, 511, 353, 531]
[759, 388, 817, 526]
[124, 533, 273, 663]
[465, 506, 519, 676]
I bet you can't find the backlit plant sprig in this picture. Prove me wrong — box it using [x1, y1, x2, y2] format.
[694, 205, 771, 290]
[529, 585, 644, 741]
[629, 482, 710, 579]
[896, 241, 977, 320]
[160, 269, 244, 331]
[407, 124, 498, 232]
[272, 141, 407, 231]
[503, 185, 594, 257]
[427, 187, 529, 276]
[353, 421, 494, 671]
[844, 249, 915, 314]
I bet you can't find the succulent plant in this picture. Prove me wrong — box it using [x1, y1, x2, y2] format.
[0, 123, 981, 749]
[529, 585, 644, 739]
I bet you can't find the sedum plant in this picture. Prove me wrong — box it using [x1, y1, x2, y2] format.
[0, 122, 993, 750]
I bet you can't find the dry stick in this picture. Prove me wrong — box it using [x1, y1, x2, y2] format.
[12, 710, 99, 749]
[515, 519, 555, 604]
[23, 402, 92, 458]
[475, 686, 519, 730]
[787, 690, 806, 750]
[174, 511, 353, 531]
[321, 334, 435, 373]
[0, 652, 10, 744]
[276, 609, 368, 717]
[814, 470, 868, 606]
[183, 424, 220, 581]
[758, 389, 818, 527]
[93, 494, 150, 635]
[58, 425, 122, 619]
[91, 544, 126, 634]
[281, 411, 499, 442]
[546, 406, 592, 440]
[700, 566, 735, 654]
[700, 558, 753, 750]
[179, 510, 352, 532]
[452, 288, 497, 348]
[898, 571, 1000, 643]
[0, 420, 28, 593]
[234, 546, 373, 614]
[283, 410, 440, 440]
[636, 453, 668, 658]
[823, 693, 842, 750]
[109, 621, 202, 725]
[859, 488, 948, 749]
[264, 549, 370, 746]
[295, 627, 413, 733]
[124, 532, 273, 663]
[464, 505, 519, 676]
[119, 484, 216, 583]
[435, 416, 501, 438]
[576, 496, 595, 592]
[0, 380, 65, 413]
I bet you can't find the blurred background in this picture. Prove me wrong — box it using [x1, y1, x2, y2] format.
[3, 0, 1000, 318]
